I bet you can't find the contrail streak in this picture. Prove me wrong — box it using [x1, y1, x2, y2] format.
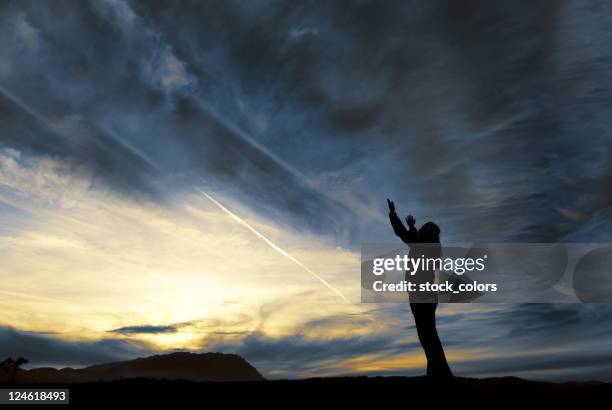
[196, 188, 350, 303]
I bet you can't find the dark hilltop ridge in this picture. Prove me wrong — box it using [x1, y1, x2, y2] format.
[5, 352, 264, 383]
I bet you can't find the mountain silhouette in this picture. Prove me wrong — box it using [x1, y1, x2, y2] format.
[10, 352, 264, 383]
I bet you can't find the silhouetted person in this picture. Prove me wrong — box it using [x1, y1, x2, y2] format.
[387, 198, 453, 379]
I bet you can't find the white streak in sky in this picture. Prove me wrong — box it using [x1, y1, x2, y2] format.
[197, 188, 350, 303]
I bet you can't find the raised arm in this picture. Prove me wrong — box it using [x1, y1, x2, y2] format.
[387, 199, 418, 244]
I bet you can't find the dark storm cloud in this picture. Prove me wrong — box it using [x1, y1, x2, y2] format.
[125, 0, 612, 242]
[109, 325, 177, 334]
[2, 0, 612, 241]
[0, 327, 152, 367]
[0, 0, 355, 236]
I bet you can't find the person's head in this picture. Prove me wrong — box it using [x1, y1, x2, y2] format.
[419, 221, 440, 243]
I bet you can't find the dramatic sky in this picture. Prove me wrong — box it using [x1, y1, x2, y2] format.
[2, 0, 612, 380]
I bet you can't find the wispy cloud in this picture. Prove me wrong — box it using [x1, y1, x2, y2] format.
[110, 325, 177, 335]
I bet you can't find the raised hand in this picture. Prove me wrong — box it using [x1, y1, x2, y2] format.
[405, 215, 416, 227]
[387, 198, 395, 213]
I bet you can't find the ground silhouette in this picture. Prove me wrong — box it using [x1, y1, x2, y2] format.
[3, 376, 609, 405]
[3, 353, 609, 404]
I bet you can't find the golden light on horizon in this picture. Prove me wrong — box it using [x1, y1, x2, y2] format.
[0, 150, 371, 354]
[330, 348, 501, 375]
